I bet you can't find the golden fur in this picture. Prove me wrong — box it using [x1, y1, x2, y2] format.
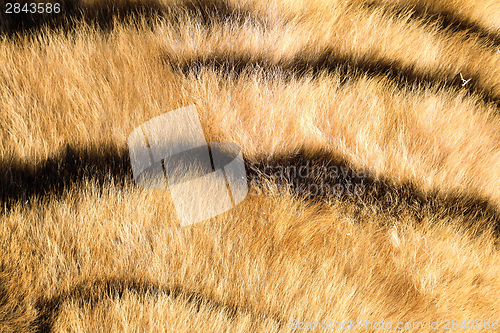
[1, 0, 500, 332]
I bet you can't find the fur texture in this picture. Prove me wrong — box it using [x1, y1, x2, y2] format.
[1, 0, 500, 332]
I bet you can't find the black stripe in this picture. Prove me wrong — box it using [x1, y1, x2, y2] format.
[363, 1, 500, 47]
[31, 277, 284, 333]
[0, 0, 267, 37]
[246, 148, 500, 241]
[0, 144, 132, 212]
[2, 144, 499, 241]
[3, 0, 500, 50]
[167, 50, 500, 109]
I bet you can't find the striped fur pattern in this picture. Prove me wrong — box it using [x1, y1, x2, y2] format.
[1, 0, 500, 331]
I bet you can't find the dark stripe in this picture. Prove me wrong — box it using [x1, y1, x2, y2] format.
[363, 1, 500, 47]
[167, 50, 500, 109]
[246, 148, 500, 242]
[31, 277, 284, 333]
[3, 0, 500, 50]
[0, 144, 132, 212]
[0, 0, 267, 37]
[2, 145, 499, 241]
